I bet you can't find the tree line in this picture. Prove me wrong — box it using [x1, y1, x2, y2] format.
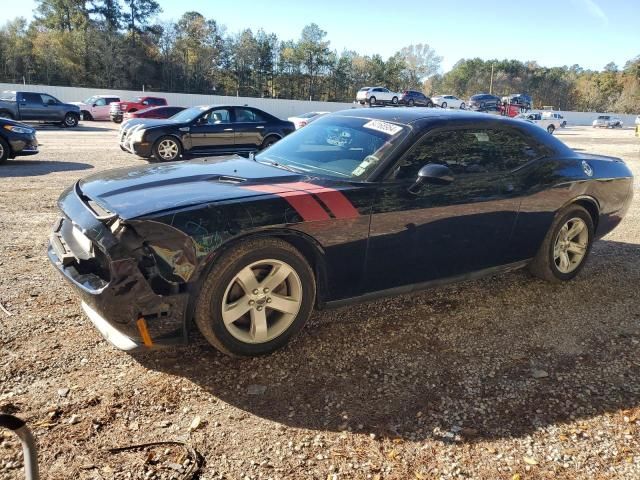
[0, 0, 638, 113]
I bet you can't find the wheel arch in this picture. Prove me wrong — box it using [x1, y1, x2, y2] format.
[189, 228, 329, 319]
[560, 195, 600, 231]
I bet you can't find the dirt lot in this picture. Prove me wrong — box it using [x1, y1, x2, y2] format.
[0, 123, 639, 480]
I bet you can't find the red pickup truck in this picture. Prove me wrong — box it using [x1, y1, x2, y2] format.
[109, 96, 167, 123]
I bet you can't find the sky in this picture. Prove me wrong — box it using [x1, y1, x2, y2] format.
[4, 0, 639, 72]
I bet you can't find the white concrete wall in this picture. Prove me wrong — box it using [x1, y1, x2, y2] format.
[0, 83, 355, 120]
[1, 82, 637, 126]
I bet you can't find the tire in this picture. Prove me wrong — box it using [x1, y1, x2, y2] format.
[441, 102, 447, 108]
[260, 135, 280, 150]
[81, 111, 93, 121]
[547, 125, 555, 134]
[368, 96, 376, 106]
[194, 237, 316, 356]
[0, 137, 9, 164]
[561, 121, 567, 128]
[391, 96, 398, 105]
[0, 111, 14, 120]
[427, 101, 433, 108]
[63, 113, 78, 128]
[113, 117, 123, 124]
[460, 102, 466, 110]
[152, 136, 182, 162]
[408, 99, 415, 107]
[529, 205, 594, 283]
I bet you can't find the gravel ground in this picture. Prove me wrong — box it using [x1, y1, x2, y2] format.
[0, 123, 639, 480]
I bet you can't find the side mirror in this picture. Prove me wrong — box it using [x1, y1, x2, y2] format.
[92, 103, 98, 107]
[47, 99, 56, 106]
[409, 164, 454, 193]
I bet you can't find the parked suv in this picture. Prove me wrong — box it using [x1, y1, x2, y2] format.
[468, 93, 501, 111]
[109, 96, 168, 123]
[502, 94, 532, 110]
[71, 95, 120, 121]
[0, 91, 80, 127]
[399, 90, 433, 107]
[356, 87, 401, 106]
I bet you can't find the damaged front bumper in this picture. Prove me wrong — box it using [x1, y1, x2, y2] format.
[47, 184, 189, 351]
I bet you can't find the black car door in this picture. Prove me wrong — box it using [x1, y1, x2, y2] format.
[363, 123, 536, 293]
[232, 107, 267, 150]
[187, 107, 235, 153]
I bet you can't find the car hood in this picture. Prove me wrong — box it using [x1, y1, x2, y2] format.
[0, 117, 34, 129]
[78, 156, 305, 219]
[70, 101, 88, 108]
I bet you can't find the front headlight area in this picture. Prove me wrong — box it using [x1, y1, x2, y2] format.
[131, 128, 147, 143]
[3, 124, 35, 135]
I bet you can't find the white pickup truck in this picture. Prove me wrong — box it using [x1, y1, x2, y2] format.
[356, 87, 401, 106]
[518, 111, 563, 134]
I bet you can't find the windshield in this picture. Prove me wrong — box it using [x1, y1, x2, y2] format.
[84, 96, 97, 104]
[255, 116, 408, 180]
[168, 106, 209, 123]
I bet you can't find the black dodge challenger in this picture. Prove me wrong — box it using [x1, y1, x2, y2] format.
[119, 105, 295, 162]
[48, 109, 633, 356]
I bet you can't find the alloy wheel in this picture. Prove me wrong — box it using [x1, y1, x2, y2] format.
[221, 259, 302, 344]
[553, 217, 589, 274]
[0, 142, 4, 159]
[157, 139, 179, 160]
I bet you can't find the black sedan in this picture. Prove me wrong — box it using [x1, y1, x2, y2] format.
[399, 90, 433, 107]
[120, 105, 295, 162]
[468, 93, 502, 111]
[49, 109, 633, 356]
[0, 118, 38, 164]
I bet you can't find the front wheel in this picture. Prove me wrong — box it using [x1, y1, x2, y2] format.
[441, 102, 447, 109]
[547, 125, 555, 134]
[391, 96, 398, 105]
[426, 101, 433, 108]
[152, 136, 182, 162]
[407, 99, 415, 107]
[460, 102, 466, 110]
[368, 96, 376, 106]
[63, 113, 79, 127]
[260, 135, 279, 150]
[529, 205, 594, 283]
[194, 238, 316, 356]
[0, 137, 9, 164]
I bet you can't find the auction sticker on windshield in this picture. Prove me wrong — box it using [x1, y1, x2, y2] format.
[363, 120, 403, 136]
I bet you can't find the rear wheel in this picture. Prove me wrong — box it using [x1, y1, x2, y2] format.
[194, 238, 316, 356]
[153, 136, 182, 162]
[460, 102, 466, 110]
[0, 137, 9, 164]
[529, 205, 594, 283]
[368, 96, 377, 106]
[81, 110, 93, 121]
[427, 101, 434, 108]
[547, 125, 555, 134]
[408, 99, 415, 107]
[260, 135, 280, 150]
[391, 96, 398, 105]
[441, 102, 447, 108]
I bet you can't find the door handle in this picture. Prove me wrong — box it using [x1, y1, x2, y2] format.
[224, 128, 234, 131]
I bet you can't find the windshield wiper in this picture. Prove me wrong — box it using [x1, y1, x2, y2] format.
[256, 159, 302, 173]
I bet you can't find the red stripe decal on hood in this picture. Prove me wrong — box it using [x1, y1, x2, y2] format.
[243, 184, 330, 222]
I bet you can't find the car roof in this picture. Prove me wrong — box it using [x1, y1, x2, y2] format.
[333, 107, 508, 125]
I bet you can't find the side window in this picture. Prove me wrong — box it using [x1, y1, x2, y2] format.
[203, 108, 231, 124]
[141, 99, 149, 105]
[391, 128, 544, 180]
[94, 98, 106, 106]
[40, 94, 57, 105]
[106, 98, 119, 104]
[22, 93, 42, 104]
[234, 107, 262, 123]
